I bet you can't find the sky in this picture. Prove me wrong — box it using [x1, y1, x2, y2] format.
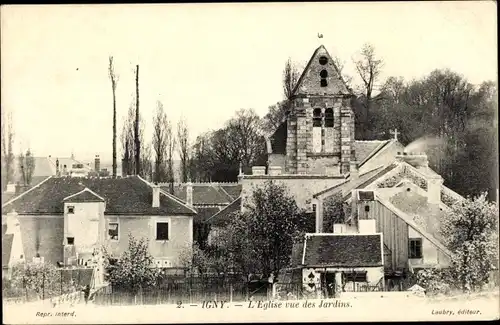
[1, 2, 497, 164]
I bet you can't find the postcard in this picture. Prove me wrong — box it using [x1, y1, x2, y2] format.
[1, 2, 498, 323]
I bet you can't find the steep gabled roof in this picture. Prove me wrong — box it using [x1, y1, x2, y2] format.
[206, 196, 242, 226]
[63, 188, 105, 203]
[375, 193, 452, 257]
[302, 233, 383, 267]
[164, 183, 236, 206]
[2, 176, 196, 216]
[355, 140, 391, 167]
[292, 45, 352, 97]
[314, 164, 396, 199]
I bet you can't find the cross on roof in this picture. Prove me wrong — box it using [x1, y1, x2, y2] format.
[390, 128, 399, 141]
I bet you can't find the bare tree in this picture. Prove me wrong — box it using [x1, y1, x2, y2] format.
[1, 109, 15, 191]
[135, 65, 140, 176]
[108, 56, 119, 179]
[166, 123, 176, 194]
[263, 59, 301, 131]
[177, 117, 190, 182]
[353, 43, 384, 138]
[121, 99, 148, 177]
[18, 148, 35, 187]
[332, 55, 353, 87]
[283, 58, 300, 101]
[152, 101, 168, 183]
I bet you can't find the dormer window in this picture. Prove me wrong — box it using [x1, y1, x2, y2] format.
[67, 206, 75, 214]
[320, 70, 328, 87]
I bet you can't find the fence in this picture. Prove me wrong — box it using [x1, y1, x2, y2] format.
[2, 267, 94, 304]
[93, 278, 304, 306]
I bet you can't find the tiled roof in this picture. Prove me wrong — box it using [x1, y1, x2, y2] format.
[388, 189, 446, 243]
[314, 164, 396, 198]
[2, 176, 195, 216]
[165, 184, 234, 205]
[303, 234, 383, 267]
[354, 140, 390, 166]
[2, 234, 13, 267]
[206, 197, 242, 226]
[220, 184, 242, 201]
[269, 122, 288, 155]
[63, 188, 105, 203]
[194, 207, 221, 222]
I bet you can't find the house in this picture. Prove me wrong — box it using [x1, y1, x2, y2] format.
[291, 232, 385, 296]
[2, 175, 196, 269]
[160, 182, 241, 248]
[2, 154, 95, 204]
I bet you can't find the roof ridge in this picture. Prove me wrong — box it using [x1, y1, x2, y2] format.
[205, 196, 241, 223]
[212, 184, 234, 202]
[2, 176, 54, 208]
[63, 187, 105, 202]
[136, 175, 197, 214]
[358, 140, 394, 168]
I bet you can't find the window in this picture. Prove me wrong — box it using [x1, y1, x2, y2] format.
[67, 237, 75, 245]
[325, 108, 333, 127]
[343, 271, 367, 282]
[312, 204, 317, 213]
[313, 108, 322, 127]
[156, 222, 169, 241]
[320, 69, 328, 87]
[409, 238, 423, 259]
[67, 206, 75, 214]
[108, 222, 119, 241]
[319, 56, 328, 65]
[364, 205, 370, 212]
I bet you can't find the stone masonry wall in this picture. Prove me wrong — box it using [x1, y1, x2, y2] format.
[286, 95, 353, 175]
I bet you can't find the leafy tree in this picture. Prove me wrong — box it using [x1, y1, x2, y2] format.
[179, 243, 215, 276]
[440, 192, 499, 292]
[323, 193, 351, 232]
[9, 262, 74, 300]
[242, 181, 310, 276]
[189, 109, 266, 182]
[103, 234, 159, 293]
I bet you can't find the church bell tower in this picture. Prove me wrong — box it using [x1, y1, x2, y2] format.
[285, 45, 356, 175]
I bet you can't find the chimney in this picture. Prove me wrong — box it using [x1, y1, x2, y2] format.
[350, 161, 359, 180]
[252, 166, 266, 176]
[56, 158, 60, 176]
[397, 152, 443, 204]
[396, 152, 429, 170]
[152, 183, 160, 208]
[186, 182, 193, 207]
[427, 175, 443, 204]
[95, 155, 101, 172]
[268, 166, 282, 176]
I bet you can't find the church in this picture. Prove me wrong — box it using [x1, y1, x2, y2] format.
[229, 44, 464, 293]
